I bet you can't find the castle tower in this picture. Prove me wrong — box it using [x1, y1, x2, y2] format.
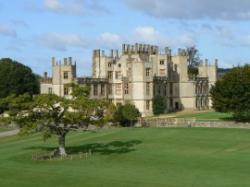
[52, 57, 77, 97]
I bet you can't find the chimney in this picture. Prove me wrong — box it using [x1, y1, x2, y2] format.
[205, 59, 208, 66]
[135, 43, 139, 53]
[64, 58, 67, 65]
[165, 47, 171, 56]
[122, 44, 126, 54]
[44, 72, 48, 79]
[110, 49, 114, 58]
[215, 59, 218, 67]
[115, 50, 119, 58]
[51, 57, 56, 66]
[68, 57, 72, 65]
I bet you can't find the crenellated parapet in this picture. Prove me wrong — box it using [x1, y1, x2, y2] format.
[122, 43, 159, 55]
[52, 57, 76, 67]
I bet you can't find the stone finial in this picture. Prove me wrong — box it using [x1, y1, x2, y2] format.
[205, 59, 208, 66]
[44, 72, 48, 79]
[122, 44, 126, 54]
[131, 45, 135, 54]
[64, 58, 68, 65]
[51, 57, 56, 66]
[115, 50, 119, 58]
[110, 49, 114, 57]
[165, 47, 171, 56]
[68, 57, 72, 65]
[135, 43, 139, 53]
[215, 59, 218, 67]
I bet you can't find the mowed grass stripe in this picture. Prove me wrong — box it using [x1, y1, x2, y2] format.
[1, 128, 250, 187]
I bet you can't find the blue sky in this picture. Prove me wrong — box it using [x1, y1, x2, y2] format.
[0, 0, 250, 76]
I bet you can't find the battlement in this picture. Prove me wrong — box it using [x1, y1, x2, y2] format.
[200, 59, 218, 67]
[93, 43, 174, 59]
[51, 57, 76, 66]
[122, 43, 159, 55]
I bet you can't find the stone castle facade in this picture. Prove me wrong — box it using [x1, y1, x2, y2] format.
[40, 43, 218, 116]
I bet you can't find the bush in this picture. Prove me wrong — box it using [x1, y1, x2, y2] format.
[210, 65, 250, 122]
[153, 96, 166, 115]
[114, 104, 141, 127]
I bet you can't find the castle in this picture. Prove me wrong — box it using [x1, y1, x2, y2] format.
[40, 43, 218, 116]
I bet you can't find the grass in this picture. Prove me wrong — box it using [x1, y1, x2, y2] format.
[176, 111, 233, 120]
[1, 128, 250, 187]
[0, 127, 14, 132]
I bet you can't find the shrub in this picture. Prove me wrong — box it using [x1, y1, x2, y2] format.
[114, 104, 141, 127]
[153, 96, 166, 115]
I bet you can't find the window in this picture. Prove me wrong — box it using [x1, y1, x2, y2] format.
[146, 82, 150, 96]
[160, 69, 165, 76]
[63, 71, 69, 79]
[160, 60, 165, 65]
[108, 63, 112, 67]
[174, 64, 178, 72]
[170, 83, 173, 95]
[163, 85, 167, 96]
[115, 84, 122, 95]
[118, 64, 121, 68]
[101, 84, 105, 95]
[170, 98, 173, 108]
[48, 87, 53, 94]
[108, 84, 113, 94]
[158, 85, 161, 95]
[64, 87, 69, 95]
[124, 83, 129, 94]
[146, 68, 150, 76]
[93, 84, 98, 96]
[115, 71, 121, 79]
[146, 100, 150, 110]
[108, 71, 113, 80]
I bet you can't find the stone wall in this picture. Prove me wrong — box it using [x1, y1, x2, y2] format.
[141, 118, 250, 129]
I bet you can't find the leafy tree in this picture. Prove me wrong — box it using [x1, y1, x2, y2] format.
[186, 47, 201, 67]
[114, 104, 141, 126]
[0, 85, 114, 156]
[153, 96, 166, 115]
[210, 65, 250, 121]
[0, 58, 39, 99]
[186, 47, 201, 78]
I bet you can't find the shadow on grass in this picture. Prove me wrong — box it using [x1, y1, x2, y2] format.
[27, 140, 142, 155]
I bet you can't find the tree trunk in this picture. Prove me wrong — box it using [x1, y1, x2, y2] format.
[57, 134, 67, 157]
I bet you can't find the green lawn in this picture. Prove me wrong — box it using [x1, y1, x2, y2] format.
[1, 128, 250, 187]
[0, 127, 13, 132]
[176, 111, 233, 120]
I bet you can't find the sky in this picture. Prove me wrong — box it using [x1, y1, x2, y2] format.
[1, 0, 250, 76]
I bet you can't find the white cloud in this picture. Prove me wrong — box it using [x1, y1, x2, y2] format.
[132, 26, 196, 48]
[124, 0, 250, 20]
[134, 26, 161, 43]
[36, 33, 88, 51]
[176, 34, 196, 47]
[42, 0, 109, 15]
[0, 25, 17, 37]
[97, 32, 122, 48]
[237, 35, 250, 47]
[44, 0, 82, 14]
[44, 0, 62, 10]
